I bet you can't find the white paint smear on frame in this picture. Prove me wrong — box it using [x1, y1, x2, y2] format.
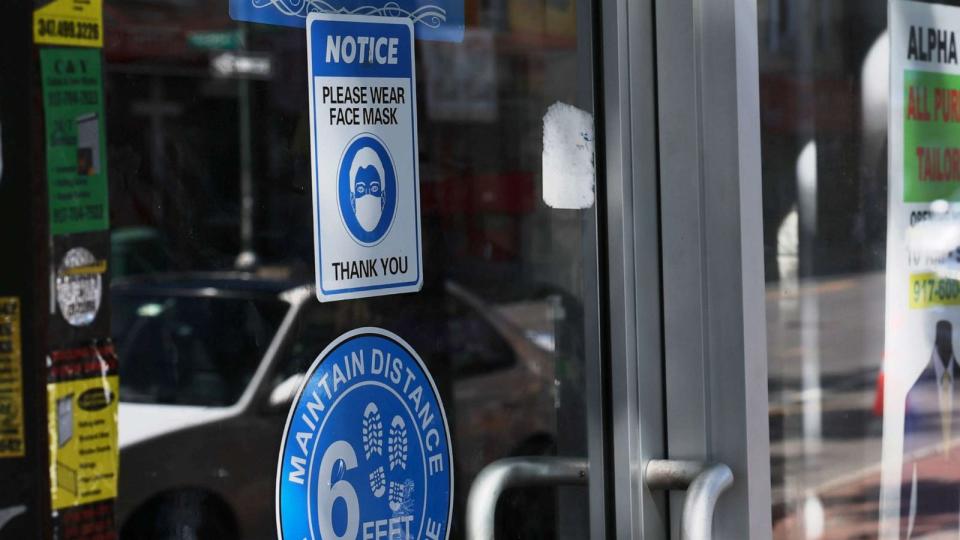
[542, 102, 595, 209]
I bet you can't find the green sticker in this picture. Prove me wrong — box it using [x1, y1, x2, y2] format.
[40, 48, 109, 235]
[186, 30, 243, 50]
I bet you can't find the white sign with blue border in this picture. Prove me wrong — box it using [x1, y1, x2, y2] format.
[230, 0, 464, 42]
[276, 328, 453, 540]
[307, 13, 422, 302]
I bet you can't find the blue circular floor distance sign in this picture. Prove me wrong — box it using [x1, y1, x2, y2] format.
[276, 328, 453, 540]
[338, 134, 398, 246]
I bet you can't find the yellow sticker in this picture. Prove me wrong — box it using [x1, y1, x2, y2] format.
[34, 0, 103, 48]
[62, 260, 107, 277]
[910, 272, 960, 308]
[47, 344, 118, 509]
[0, 297, 25, 458]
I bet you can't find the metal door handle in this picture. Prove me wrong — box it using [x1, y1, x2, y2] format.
[465, 457, 730, 540]
[645, 459, 734, 540]
[465, 456, 588, 540]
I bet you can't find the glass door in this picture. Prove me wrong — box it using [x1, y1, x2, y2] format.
[1, 0, 628, 539]
[112, 7, 603, 540]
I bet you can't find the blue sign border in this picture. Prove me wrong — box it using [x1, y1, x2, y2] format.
[229, 0, 465, 42]
[275, 327, 454, 540]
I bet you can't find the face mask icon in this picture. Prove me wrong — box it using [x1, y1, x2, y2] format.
[337, 135, 396, 246]
[349, 147, 386, 233]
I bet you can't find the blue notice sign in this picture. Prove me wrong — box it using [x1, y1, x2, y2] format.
[276, 328, 453, 540]
[307, 13, 423, 302]
[229, 0, 464, 42]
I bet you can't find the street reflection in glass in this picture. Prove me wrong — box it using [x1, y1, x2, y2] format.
[761, 1, 960, 538]
[103, 0, 595, 538]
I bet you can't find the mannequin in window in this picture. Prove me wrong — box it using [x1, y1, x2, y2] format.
[902, 319, 960, 538]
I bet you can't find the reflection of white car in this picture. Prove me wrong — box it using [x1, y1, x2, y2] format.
[112, 273, 558, 539]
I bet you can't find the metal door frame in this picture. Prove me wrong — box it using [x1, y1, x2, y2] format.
[598, 0, 773, 538]
[597, 0, 665, 537]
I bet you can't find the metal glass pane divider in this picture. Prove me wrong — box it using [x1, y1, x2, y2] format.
[578, 0, 611, 537]
[654, 0, 772, 538]
[598, 0, 668, 538]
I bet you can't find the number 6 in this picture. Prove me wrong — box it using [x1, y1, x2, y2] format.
[317, 440, 360, 540]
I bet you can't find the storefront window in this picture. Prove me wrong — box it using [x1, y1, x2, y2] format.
[0, 0, 600, 537]
[760, 1, 960, 537]
[112, 4, 594, 538]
